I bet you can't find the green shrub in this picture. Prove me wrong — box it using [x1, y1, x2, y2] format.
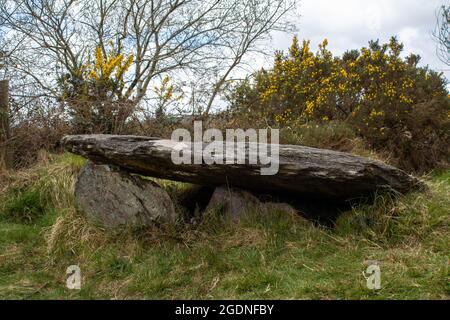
[227, 37, 450, 173]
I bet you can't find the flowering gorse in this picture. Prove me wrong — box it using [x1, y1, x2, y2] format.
[228, 37, 449, 172]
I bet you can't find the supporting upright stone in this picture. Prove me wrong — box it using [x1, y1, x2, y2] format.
[75, 162, 178, 230]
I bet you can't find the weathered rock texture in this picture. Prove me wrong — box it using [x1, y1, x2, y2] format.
[63, 134, 421, 201]
[205, 187, 262, 219]
[205, 186, 297, 219]
[75, 162, 177, 229]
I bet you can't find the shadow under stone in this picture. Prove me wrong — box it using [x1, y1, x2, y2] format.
[177, 185, 215, 216]
[253, 191, 355, 227]
[175, 184, 360, 227]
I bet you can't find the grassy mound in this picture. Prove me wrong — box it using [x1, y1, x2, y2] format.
[0, 154, 448, 299]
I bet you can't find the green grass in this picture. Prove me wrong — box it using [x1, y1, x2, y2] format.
[0, 153, 448, 299]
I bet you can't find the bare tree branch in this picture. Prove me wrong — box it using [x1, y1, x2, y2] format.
[0, 0, 297, 123]
[433, 5, 450, 66]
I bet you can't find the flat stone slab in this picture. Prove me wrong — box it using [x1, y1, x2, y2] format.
[63, 134, 422, 201]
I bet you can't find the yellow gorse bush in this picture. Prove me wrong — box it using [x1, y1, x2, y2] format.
[228, 36, 450, 172]
[58, 43, 136, 134]
[243, 37, 450, 132]
[87, 46, 134, 83]
[256, 36, 428, 126]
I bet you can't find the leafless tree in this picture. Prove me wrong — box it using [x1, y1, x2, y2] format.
[434, 4, 449, 66]
[0, 0, 296, 132]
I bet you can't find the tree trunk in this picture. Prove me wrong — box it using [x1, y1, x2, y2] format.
[0, 80, 12, 171]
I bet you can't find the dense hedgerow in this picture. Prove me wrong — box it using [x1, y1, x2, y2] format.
[227, 37, 450, 173]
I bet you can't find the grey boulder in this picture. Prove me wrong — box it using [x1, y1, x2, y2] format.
[75, 162, 177, 229]
[205, 186, 297, 219]
[205, 187, 261, 219]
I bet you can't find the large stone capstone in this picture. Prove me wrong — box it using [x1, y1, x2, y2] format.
[63, 134, 422, 201]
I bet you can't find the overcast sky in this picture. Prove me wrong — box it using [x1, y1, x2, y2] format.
[268, 0, 449, 84]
